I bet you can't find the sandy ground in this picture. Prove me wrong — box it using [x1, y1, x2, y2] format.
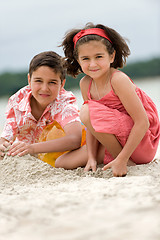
[0, 145, 160, 240]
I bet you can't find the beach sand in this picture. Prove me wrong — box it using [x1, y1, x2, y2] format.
[0, 145, 160, 240]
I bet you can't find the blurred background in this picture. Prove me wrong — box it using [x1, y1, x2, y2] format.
[0, 0, 160, 129]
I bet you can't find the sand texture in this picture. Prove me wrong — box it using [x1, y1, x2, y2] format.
[0, 147, 160, 240]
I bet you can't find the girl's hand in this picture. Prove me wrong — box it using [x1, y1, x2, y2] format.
[84, 158, 97, 172]
[7, 141, 33, 157]
[102, 158, 128, 177]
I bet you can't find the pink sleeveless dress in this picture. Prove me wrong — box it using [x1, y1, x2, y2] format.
[85, 76, 160, 165]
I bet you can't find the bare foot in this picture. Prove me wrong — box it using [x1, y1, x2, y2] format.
[127, 159, 136, 166]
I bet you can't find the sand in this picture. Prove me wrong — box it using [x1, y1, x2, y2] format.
[0, 146, 160, 240]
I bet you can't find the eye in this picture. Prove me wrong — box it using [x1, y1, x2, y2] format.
[35, 79, 42, 83]
[96, 55, 103, 59]
[49, 81, 58, 85]
[82, 57, 89, 61]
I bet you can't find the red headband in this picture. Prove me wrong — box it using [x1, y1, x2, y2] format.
[73, 28, 112, 48]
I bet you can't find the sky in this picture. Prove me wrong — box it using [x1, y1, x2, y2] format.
[0, 0, 160, 73]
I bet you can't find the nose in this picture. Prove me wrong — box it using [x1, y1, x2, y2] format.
[89, 59, 97, 68]
[41, 83, 49, 91]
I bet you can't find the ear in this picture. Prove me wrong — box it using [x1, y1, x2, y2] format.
[110, 50, 116, 64]
[61, 79, 66, 89]
[28, 73, 31, 87]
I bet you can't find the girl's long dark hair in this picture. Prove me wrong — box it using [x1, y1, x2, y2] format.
[60, 23, 130, 77]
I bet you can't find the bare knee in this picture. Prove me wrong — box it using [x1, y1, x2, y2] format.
[54, 155, 64, 168]
[80, 104, 90, 126]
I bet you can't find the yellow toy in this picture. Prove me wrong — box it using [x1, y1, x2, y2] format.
[38, 121, 86, 167]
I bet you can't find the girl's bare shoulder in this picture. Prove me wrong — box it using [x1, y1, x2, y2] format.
[111, 70, 130, 82]
[111, 70, 136, 94]
[80, 75, 92, 88]
[79, 75, 91, 101]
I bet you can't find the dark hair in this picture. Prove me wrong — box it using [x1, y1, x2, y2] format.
[60, 23, 130, 77]
[29, 51, 66, 82]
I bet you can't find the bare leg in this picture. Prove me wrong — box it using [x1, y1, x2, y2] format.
[127, 159, 136, 166]
[55, 145, 87, 169]
[96, 133, 135, 166]
[80, 104, 122, 154]
[80, 104, 135, 166]
[55, 143, 105, 170]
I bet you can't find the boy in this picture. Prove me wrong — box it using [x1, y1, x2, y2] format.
[0, 51, 86, 168]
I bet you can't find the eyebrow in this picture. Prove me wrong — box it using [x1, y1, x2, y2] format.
[33, 77, 59, 82]
[80, 52, 105, 58]
[79, 56, 89, 59]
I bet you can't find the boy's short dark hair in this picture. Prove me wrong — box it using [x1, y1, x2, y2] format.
[29, 51, 66, 82]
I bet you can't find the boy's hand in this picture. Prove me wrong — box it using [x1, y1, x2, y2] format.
[84, 158, 97, 172]
[102, 158, 128, 177]
[7, 141, 33, 157]
[0, 141, 10, 159]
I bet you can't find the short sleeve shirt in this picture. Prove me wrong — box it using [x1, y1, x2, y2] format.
[1, 85, 80, 143]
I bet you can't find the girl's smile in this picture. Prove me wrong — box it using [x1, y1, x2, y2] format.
[78, 40, 115, 81]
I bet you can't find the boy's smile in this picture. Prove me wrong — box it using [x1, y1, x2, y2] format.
[28, 66, 65, 115]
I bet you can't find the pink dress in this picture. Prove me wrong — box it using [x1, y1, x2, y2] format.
[85, 77, 160, 165]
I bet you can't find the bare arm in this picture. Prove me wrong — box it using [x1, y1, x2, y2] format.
[84, 129, 100, 171]
[80, 76, 100, 171]
[32, 121, 82, 153]
[113, 73, 149, 160]
[8, 121, 82, 157]
[103, 72, 149, 175]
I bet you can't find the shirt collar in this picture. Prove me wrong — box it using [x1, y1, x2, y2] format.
[18, 90, 32, 112]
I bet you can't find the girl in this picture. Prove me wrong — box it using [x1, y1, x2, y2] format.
[60, 23, 160, 177]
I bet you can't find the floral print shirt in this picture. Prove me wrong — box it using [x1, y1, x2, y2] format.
[1, 85, 80, 143]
